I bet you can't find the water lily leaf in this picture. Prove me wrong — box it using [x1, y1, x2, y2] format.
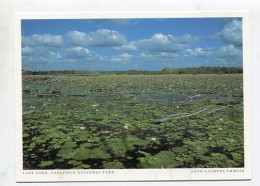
[137, 151, 179, 168]
[57, 148, 76, 159]
[171, 147, 187, 153]
[38, 161, 53, 168]
[74, 133, 90, 142]
[137, 150, 151, 157]
[73, 147, 91, 161]
[79, 143, 94, 148]
[74, 164, 91, 169]
[62, 141, 78, 149]
[89, 148, 112, 159]
[103, 161, 124, 169]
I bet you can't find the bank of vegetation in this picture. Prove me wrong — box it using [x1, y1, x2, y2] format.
[22, 66, 242, 76]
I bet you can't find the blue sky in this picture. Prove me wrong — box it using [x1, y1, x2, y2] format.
[21, 18, 243, 71]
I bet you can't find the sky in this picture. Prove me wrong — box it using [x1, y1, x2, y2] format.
[21, 18, 243, 71]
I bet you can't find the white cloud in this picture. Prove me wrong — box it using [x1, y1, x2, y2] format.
[111, 53, 133, 63]
[140, 51, 179, 64]
[22, 50, 63, 64]
[66, 29, 127, 47]
[114, 42, 137, 51]
[140, 52, 178, 59]
[184, 45, 242, 65]
[65, 47, 92, 59]
[22, 34, 64, 48]
[65, 31, 88, 47]
[111, 58, 122, 62]
[218, 45, 242, 59]
[22, 46, 35, 56]
[118, 53, 133, 61]
[89, 29, 127, 46]
[185, 47, 212, 57]
[176, 34, 199, 44]
[22, 56, 48, 64]
[139, 33, 183, 52]
[128, 33, 198, 53]
[48, 51, 62, 59]
[160, 52, 179, 58]
[140, 52, 158, 59]
[220, 20, 242, 47]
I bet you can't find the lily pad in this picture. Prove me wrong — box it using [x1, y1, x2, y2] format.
[171, 147, 188, 153]
[79, 143, 94, 148]
[137, 151, 182, 168]
[57, 148, 76, 159]
[38, 161, 54, 168]
[73, 147, 91, 161]
[89, 148, 112, 159]
[62, 141, 78, 149]
[103, 161, 124, 169]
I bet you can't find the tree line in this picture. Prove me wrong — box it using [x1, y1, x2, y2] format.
[22, 66, 242, 75]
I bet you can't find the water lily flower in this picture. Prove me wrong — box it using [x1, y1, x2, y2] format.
[80, 127, 85, 131]
[123, 124, 129, 129]
[151, 137, 156, 141]
[150, 137, 156, 147]
[96, 109, 99, 112]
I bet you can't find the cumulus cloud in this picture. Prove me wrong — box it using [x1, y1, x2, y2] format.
[140, 52, 179, 59]
[119, 53, 133, 61]
[184, 45, 242, 65]
[160, 52, 179, 58]
[176, 34, 199, 44]
[65, 31, 88, 47]
[216, 45, 242, 66]
[22, 34, 64, 65]
[48, 51, 62, 59]
[22, 50, 63, 64]
[140, 51, 179, 64]
[218, 45, 242, 59]
[139, 34, 184, 52]
[22, 46, 35, 56]
[22, 56, 48, 64]
[66, 29, 127, 47]
[65, 47, 92, 59]
[185, 48, 213, 57]
[114, 42, 137, 51]
[220, 20, 242, 47]
[120, 33, 199, 53]
[111, 53, 133, 63]
[22, 41, 63, 66]
[22, 34, 64, 48]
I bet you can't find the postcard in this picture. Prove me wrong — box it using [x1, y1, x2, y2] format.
[15, 12, 250, 182]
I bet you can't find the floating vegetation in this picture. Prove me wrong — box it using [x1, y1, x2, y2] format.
[22, 74, 244, 169]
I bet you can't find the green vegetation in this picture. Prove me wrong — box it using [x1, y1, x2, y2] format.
[22, 73, 244, 169]
[22, 66, 242, 76]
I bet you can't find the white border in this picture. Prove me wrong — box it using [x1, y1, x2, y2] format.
[15, 12, 251, 182]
